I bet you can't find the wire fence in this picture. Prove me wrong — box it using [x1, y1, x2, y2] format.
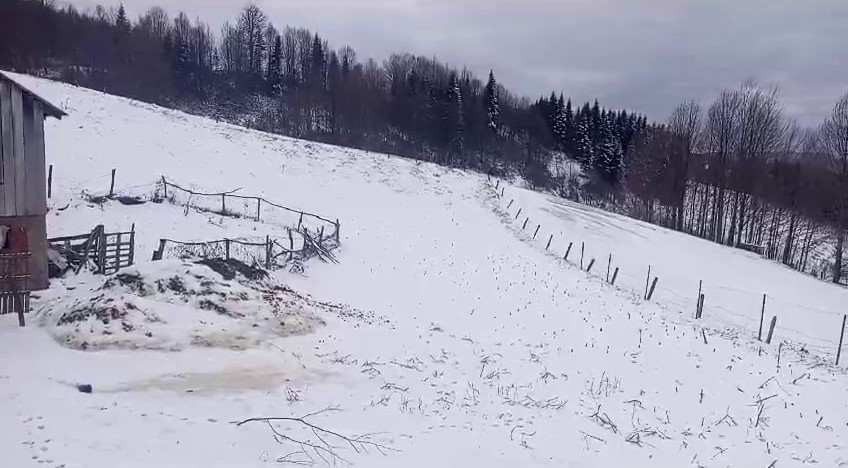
[156, 177, 340, 241]
[143, 176, 342, 268]
[487, 178, 848, 366]
[156, 230, 339, 270]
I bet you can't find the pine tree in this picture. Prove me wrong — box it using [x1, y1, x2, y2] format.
[266, 34, 282, 94]
[311, 34, 326, 90]
[553, 93, 567, 151]
[484, 70, 500, 133]
[115, 4, 130, 32]
[576, 111, 594, 167]
[597, 112, 623, 183]
[564, 98, 576, 157]
[172, 36, 192, 90]
[445, 73, 465, 163]
[590, 100, 602, 149]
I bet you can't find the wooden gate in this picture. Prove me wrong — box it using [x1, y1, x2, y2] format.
[100, 230, 135, 274]
[0, 252, 31, 326]
[48, 224, 135, 275]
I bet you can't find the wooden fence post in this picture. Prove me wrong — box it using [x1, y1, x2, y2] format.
[522, 217, 529, 230]
[644, 266, 652, 300]
[318, 226, 325, 249]
[611, 267, 619, 285]
[225, 239, 231, 260]
[97, 226, 106, 274]
[161, 176, 168, 199]
[256, 198, 262, 221]
[109, 168, 116, 197]
[495, 180, 499, 190]
[696, 294, 705, 319]
[758, 293, 767, 341]
[765, 316, 777, 344]
[265, 235, 272, 269]
[297, 212, 304, 230]
[221, 193, 226, 214]
[335, 219, 340, 242]
[586, 258, 595, 273]
[564, 242, 573, 261]
[152, 239, 166, 261]
[696, 280, 702, 317]
[515, 208, 522, 220]
[288, 228, 294, 259]
[836, 314, 847, 365]
[128, 224, 135, 266]
[606, 254, 612, 282]
[16, 293, 26, 327]
[533, 224, 540, 239]
[546, 234, 553, 251]
[507, 199, 514, 209]
[647, 277, 659, 301]
[500, 187, 504, 197]
[580, 242, 584, 269]
[47, 164, 53, 199]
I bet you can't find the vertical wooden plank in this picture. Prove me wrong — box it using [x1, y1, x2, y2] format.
[128, 224, 135, 266]
[115, 232, 122, 272]
[765, 316, 777, 344]
[0, 84, 4, 213]
[836, 314, 847, 366]
[25, 99, 47, 215]
[11, 86, 25, 216]
[97, 226, 106, 274]
[0, 81, 13, 215]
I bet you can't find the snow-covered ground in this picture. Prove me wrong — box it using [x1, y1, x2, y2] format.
[1, 73, 847, 467]
[500, 187, 848, 357]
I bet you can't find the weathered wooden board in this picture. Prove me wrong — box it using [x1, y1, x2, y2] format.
[0, 81, 13, 215]
[25, 100, 46, 215]
[10, 86, 25, 216]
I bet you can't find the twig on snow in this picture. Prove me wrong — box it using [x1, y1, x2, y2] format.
[234, 406, 396, 466]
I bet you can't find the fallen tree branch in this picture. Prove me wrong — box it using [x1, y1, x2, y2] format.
[234, 406, 396, 465]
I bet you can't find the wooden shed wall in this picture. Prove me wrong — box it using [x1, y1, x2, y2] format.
[0, 80, 48, 217]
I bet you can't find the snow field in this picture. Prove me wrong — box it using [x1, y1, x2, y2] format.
[0, 73, 846, 467]
[496, 184, 848, 358]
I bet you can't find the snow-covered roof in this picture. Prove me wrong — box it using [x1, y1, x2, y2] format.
[0, 70, 66, 119]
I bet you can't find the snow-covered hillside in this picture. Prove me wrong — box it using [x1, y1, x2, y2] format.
[501, 189, 848, 357]
[2, 73, 847, 468]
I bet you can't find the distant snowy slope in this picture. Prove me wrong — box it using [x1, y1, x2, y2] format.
[1, 73, 846, 468]
[499, 182, 848, 357]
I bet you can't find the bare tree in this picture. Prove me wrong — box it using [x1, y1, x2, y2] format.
[705, 89, 743, 242]
[821, 92, 848, 283]
[238, 3, 267, 76]
[137, 7, 170, 40]
[729, 81, 784, 246]
[667, 100, 702, 231]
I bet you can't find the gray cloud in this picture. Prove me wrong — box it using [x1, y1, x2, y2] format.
[64, 0, 848, 125]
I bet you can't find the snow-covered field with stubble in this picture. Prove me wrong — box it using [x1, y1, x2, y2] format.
[1, 73, 847, 468]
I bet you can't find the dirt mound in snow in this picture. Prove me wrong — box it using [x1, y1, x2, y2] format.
[38, 260, 326, 351]
[195, 258, 267, 281]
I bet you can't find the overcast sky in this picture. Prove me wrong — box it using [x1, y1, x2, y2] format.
[64, 0, 848, 125]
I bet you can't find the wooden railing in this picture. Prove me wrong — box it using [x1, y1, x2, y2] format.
[48, 224, 136, 275]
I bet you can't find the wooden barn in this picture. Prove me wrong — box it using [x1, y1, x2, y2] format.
[0, 71, 65, 292]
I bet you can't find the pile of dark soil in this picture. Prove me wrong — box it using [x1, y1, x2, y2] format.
[57, 297, 131, 326]
[196, 258, 268, 282]
[101, 272, 149, 295]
